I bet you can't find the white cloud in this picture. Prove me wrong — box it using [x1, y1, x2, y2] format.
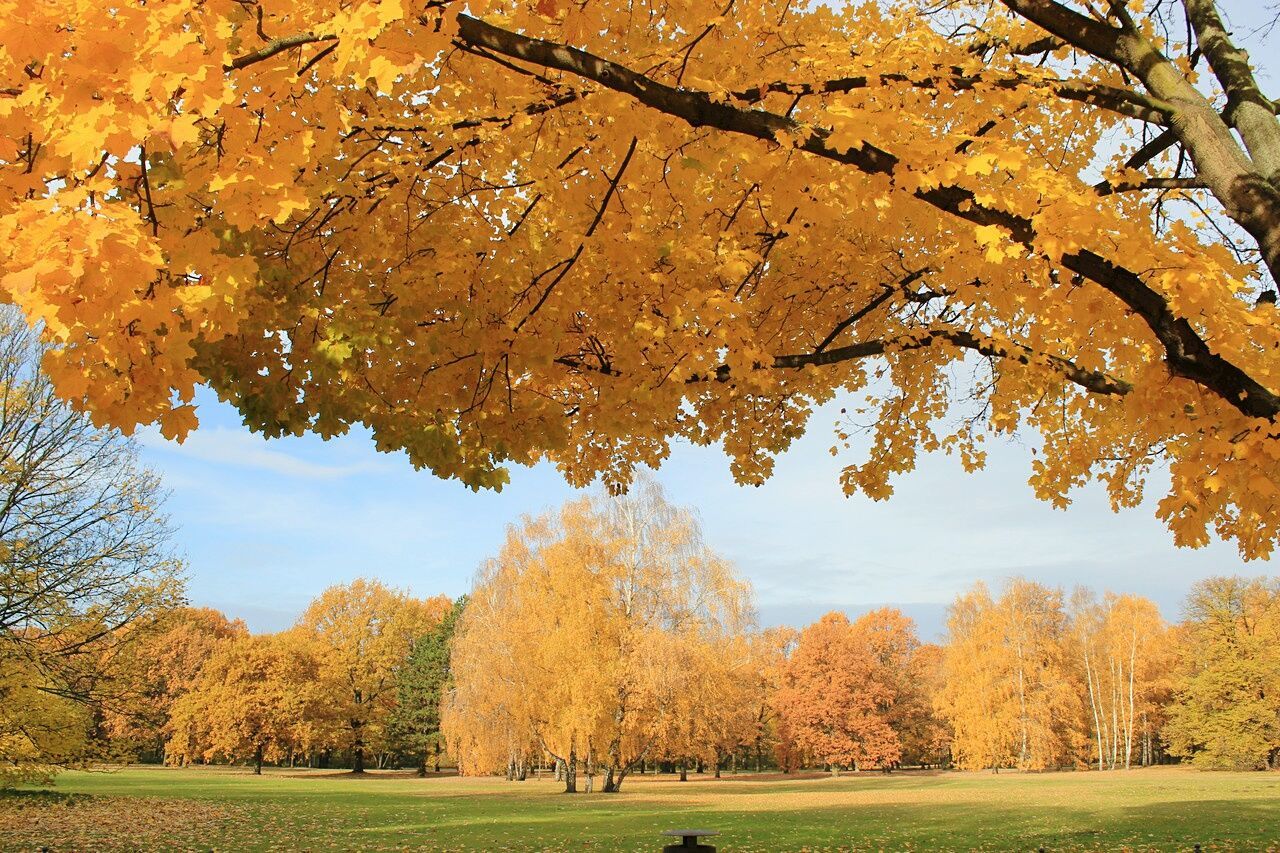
[138, 426, 393, 480]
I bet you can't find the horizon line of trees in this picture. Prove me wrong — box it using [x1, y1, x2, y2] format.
[9, 562, 1280, 786]
[71, 488, 1275, 789]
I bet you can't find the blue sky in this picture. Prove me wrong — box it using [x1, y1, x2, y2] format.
[137, 1, 1276, 643]
[140, 389, 1269, 643]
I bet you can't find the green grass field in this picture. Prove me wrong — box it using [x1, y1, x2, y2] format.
[2, 765, 1278, 851]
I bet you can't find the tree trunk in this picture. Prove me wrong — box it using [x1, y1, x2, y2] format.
[1083, 644, 1105, 772]
[1125, 628, 1137, 770]
[679, 761, 687, 782]
[1015, 643, 1029, 768]
[563, 749, 577, 793]
[254, 744, 264, 775]
[603, 766, 632, 793]
[433, 742, 441, 773]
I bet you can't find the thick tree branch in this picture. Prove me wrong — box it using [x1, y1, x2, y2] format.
[998, 0, 1127, 66]
[1183, 0, 1280, 182]
[454, 14, 1280, 420]
[1006, 0, 1280, 284]
[675, 326, 1133, 398]
[730, 70, 1170, 126]
[1094, 176, 1208, 195]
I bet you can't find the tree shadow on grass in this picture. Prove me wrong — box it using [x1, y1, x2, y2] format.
[0, 790, 90, 808]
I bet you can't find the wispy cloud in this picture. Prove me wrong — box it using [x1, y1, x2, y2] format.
[139, 426, 392, 480]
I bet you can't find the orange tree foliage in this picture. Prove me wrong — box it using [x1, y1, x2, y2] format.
[104, 606, 248, 758]
[774, 610, 913, 772]
[2, 1, 1280, 555]
[444, 479, 753, 792]
[296, 578, 451, 773]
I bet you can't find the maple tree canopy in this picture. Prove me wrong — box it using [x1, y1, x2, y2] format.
[1, 0, 1279, 553]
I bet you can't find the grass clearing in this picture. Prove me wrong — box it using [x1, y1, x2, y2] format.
[2, 765, 1278, 851]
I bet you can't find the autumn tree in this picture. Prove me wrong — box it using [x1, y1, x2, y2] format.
[746, 627, 795, 773]
[1165, 576, 1280, 770]
[104, 606, 248, 761]
[445, 479, 753, 793]
[938, 580, 1084, 771]
[0, 309, 183, 785]
[387, 596, 465, 774]
[297, 579, 450, 773]
[2, 2, 1279, 561]
[1069, 590, 1173, 770]
[167, 631, 323, 773]
[774, 610, 907, 773]
[649, 631, 761, 781]
[897, 642, 953, 768]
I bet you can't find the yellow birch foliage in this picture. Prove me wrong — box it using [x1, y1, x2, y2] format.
[1069, 590, 1172, 771]
[445, 479, 753, 790]
[938, 579, 1085, 770]
[1, 1, 1279, 556]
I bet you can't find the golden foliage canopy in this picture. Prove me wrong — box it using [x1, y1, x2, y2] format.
[2, 1, 1280, 552]
[445, 479, 753, 790]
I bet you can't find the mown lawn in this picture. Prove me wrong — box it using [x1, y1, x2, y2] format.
[2, 764, 1278, 851]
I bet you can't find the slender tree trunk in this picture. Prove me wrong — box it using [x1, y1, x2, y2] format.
[1125, 629, 1137, 770]
[679, 761, 687, 782]
[563, 748, 577, 793]
[1110, 655, 1120, 771]
[1015, 644, 1029, 768]
[1083, 643, 1105, 771]
[254, 744, 264, 775]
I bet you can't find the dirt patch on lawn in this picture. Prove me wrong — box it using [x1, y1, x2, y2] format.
[0, 792, 249, 851]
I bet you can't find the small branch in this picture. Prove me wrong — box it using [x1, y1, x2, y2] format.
[1094, 176, 1208, 195]
[226, 32, 337, 71]
[813, 268, 930, 353]
[514, 137, 639, 332]
[680, 326, 1133, 397]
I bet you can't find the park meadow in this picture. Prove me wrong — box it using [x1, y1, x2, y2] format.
[5, 764, 1279, 851]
